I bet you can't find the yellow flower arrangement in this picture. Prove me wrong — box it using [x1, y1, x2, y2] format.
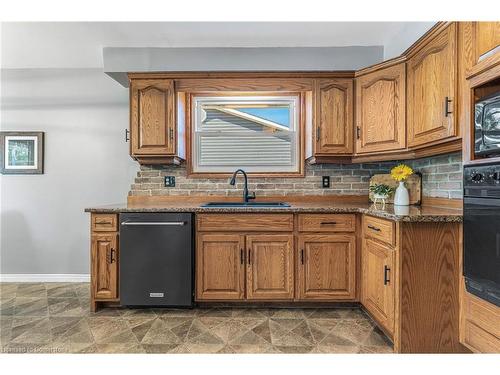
[391, 164, 413, 182]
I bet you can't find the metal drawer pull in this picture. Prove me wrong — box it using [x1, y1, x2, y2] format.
[444, 96, 452, 117]
[367, 225, 381, 232]
[121, 221, 186, 226]
[384, 265, 390, 285]
[320, 221, 337, 225]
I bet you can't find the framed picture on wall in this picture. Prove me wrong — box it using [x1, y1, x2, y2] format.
[0, 132, 44, 174]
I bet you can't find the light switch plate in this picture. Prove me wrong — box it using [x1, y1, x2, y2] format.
[322, 176, 330, 188]
[164, 176, 176, 187]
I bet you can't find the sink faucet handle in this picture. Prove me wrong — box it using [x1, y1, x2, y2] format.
[247, 191, 256, 200]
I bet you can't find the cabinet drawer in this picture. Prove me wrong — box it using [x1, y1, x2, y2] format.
[363, 216, 395, 246]
[196, 214, 294, 232]
[91, 213, 118, 232]
[464, 321, 500, 353]
[298, 214, 355, 232]
[464, 292, 500, 339]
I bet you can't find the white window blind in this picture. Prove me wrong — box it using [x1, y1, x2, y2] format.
[192, 95, 300, 173]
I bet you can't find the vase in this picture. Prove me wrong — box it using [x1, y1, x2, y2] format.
[394, 181, 409, 206]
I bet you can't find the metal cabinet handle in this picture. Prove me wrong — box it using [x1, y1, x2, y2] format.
[444, 97, 452, 117]
[125, 129, 130, 142]
[300, 249, 304, 265]
[247, 249, 251, 265]
[121, 221, 186, 226]
[169, 128, 174, 140]
[367, 224, 381, 232]
[320, 221, 337, 225]
[316, 127, 321, 142]
[356, 126, 361, 139]
[384, 265, 390, 285]
[110, 248, 115, 264]
[240, 249, 244, 265]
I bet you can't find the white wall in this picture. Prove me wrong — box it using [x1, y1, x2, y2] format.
[383, 22, 436, 60]
[0, 68, 138, 275]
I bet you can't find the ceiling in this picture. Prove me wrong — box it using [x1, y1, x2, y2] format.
[1, 22, 436, 69]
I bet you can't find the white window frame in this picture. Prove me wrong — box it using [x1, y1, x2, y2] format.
[191, 94, 301, 174]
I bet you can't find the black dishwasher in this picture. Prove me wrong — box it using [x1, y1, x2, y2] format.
[120, 212, 193, 307]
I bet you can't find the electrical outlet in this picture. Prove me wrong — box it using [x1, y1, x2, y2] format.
[164, 176, 176, 187]
[322, 176, 330, 188]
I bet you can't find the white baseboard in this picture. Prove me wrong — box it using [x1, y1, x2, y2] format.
[0, 274, 90, 283]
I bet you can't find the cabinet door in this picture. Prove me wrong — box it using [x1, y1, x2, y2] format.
[361, 238, 395, 334]
[196, 233, 245, 300]
[473, 22, 500, 62]
[314, 79, 353, 154]
[407, 23, 457, 148]
[297, 234, 356, 300]
[356, 63, 406, 154]
[130, 79, 175, 156]
[91, 233, 119, 300]
[246, 234, 294, 300]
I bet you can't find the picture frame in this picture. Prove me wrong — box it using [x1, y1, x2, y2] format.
[0, 131, 44, 174]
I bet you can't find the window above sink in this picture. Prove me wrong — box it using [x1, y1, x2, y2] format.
[190, 93, 303, 176]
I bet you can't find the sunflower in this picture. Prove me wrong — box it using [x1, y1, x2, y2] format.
[391, 164, 413, 182]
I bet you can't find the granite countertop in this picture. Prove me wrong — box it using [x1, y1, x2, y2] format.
[85, 201, 463, 223]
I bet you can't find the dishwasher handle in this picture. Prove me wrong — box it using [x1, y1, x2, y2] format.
[121, 221, 186, 226]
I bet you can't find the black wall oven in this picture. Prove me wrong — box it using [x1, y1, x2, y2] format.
[463, 163, 500, 306]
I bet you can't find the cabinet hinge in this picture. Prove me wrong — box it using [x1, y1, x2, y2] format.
[169, 128, 174, 141]
[356, 126, 361, 140]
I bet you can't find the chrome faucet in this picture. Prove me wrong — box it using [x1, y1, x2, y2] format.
[229, 169, 256, 203]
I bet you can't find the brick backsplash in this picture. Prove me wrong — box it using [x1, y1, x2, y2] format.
[129, 152, 463, 200]
[405, 152, 463, 199]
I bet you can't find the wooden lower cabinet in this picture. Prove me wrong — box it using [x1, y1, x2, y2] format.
[246, 234, 294, 300]
[91, 233, 119, 300]
[297, 234, 356, 300]
[361, 238, 395, 335]
[196, 233, 245, 300]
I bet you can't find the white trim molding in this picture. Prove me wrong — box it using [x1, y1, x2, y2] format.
[0, 274, 90, 283]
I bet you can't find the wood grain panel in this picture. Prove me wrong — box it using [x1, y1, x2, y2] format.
[297, 234, 356, 300]
[246, 234, 294, 300]
[399, 222, 465, 353]
[91, 233, 118, 300]
[361, 238, 395, 335]
[407, 23, 458, 148]
[175, 78, 313, 92]
[130, 79, 175, 156]
[474, 22, 500, 61]
[363, 216, 395, 246]
[355, 62, 406, 154]
[196, 213, 294, 232]
[314, 78, 353, 154]
[91, 213, 118, 232]
[297, 214, 355, 232]
[461, 291, 500, 353]
[196, 233, 245, 300]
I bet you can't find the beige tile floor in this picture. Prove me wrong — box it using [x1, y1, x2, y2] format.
[0, 283, 393, 354]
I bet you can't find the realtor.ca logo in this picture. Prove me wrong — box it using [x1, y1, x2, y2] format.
[149, 292, 164, 298]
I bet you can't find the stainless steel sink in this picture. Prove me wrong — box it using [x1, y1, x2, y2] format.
[201, 202, 290, 208]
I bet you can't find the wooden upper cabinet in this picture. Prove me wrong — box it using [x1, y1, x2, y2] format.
[91, 233, 119, 300]
[361, 238, 395, 335]
[246, 234, 294, 300]
[130, 79, 176, 157]
[196, 233, 245, 300]
[473, 22, 500, 62]
[407, 23, 458, 148]
[313, 78, 353, 154]
[297, 234, 356, 300]
[355, 63, 406, 154]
